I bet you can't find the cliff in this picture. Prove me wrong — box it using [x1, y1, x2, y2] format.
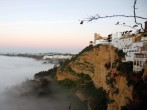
[34, 44, 147, 110]
[56, 44, 134, 110]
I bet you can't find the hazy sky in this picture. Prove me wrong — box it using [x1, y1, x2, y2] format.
[0, 0, 147, 53]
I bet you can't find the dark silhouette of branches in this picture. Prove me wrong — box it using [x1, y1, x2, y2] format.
[133, 0, 144, 30]
[115, 22, 138, 30]
[80, 0, 147, 31]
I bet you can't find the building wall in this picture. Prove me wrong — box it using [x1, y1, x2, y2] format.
[142, 42, 147, 54]
[112, 37, 133, 50]
[124, 42, 142, 61]
[95, 39, 109, 45]
[133, 53, 147, 72]
[105, 30, 147, 71]
[111, 32, 122, 39]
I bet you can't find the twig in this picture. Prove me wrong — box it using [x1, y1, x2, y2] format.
[133, 0, 144, 30]
[80, 0, 147, 31]
[116, 23, 138, 30]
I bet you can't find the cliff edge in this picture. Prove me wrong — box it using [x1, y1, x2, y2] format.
[56, 44, 134, 110]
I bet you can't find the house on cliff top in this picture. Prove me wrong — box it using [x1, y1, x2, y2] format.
[94, 21, 147, 72]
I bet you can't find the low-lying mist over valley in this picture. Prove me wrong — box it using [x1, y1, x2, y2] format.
[0, 56, 76, 110]
[0, 79, 77, 110]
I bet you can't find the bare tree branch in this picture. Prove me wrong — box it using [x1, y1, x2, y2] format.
[116, 23, 138, 30]
[82, 15, 147, 21]
[133, 0, 144, 30]
[80, 0, 147, 31]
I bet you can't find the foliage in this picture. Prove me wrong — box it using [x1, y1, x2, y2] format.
[59, 45, 93, 70]
[117, 61, 133, 74]
[77, 73, 97, 95]
[71, 45, 93, 62]
[57, 73, 108, 110]
[66, 66, 77, 75]
[34, 66, 57, 79]
[79, 45, 93, 54]
[112, 59, 122, 68]
[57, 79, 76, 89]
[59, 59, 70, 68]
[106, 77, 116, 85]
[40, 78, 49, 88]
[76, 73, 108, 110]
[115, 49, 125, 59]
[108, 99, 115, 104]
[117, 61, 133, 86]
[113, 88, 119, 95]
[89, 87, 108, 110]
[121, 106, 128, 110]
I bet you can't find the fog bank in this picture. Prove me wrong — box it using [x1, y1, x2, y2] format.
[0, 79, 77, 110]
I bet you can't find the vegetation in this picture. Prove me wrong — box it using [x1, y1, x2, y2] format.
[117, 61, 133, 74]
[76, 74, 108, 110]
[66, 66, 77, 75]
[89, 87, 108, 110]
[59, 59, 70, 68]
[112, 59, 122, 69]
[34, 66, 57, 79]
[113, 88, 119, 95]
[117, 61, 133, 85]
[115, 49, 125, 59]
[71, 45, 93, 62]
[121, 106, 128, 110]
[57, 73, 108, 110]
[57, 79, 76, 89]
[106, 77, 116, 85]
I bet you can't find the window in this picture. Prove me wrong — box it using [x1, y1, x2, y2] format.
[137, 61, 139, 66]
[140, 61, 142, 67]
[134, 61, 136, 65]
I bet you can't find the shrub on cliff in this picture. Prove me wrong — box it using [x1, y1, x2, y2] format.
[57, 79, 76, 89]
[115, 49, 125, 59]
[34, 66, 57, 79]
[117, 61, 133, 85]
[76, 73, 108, 110]
[71, 45, 93, 62]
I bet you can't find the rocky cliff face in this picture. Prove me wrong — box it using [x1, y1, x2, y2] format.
[56, 45, 133, 110]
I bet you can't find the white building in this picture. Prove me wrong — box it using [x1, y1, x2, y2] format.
[94, 33, 109, 45]
[133, 53, 147, 72]
[111, 31, 147, 61]
[93, 21, 147, 72]
[111, 33, 135, 50]
[133, 41, 147, 72]
[123, 41, 144, 61]
[43, 55, 53, 59]
[95, 39, 109, 45]
[43, 55, 72, 60]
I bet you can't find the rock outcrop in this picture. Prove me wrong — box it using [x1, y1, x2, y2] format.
[56, 45, 134, 110]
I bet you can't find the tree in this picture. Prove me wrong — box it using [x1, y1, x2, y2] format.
[89, 41, 93, 45]
[80, 0, 147, 31]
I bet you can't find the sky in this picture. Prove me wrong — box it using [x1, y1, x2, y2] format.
[0, 0, 147, 53]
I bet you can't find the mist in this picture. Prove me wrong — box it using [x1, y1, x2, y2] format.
[0, 56, 78, 110]
[0, 79, 76, 110]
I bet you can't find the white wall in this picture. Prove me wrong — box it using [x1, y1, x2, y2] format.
[133, 54, 147, 72]
[95, 39, 109, 45]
